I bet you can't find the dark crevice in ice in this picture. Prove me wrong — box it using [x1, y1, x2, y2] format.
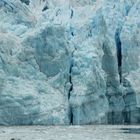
[69, 106, 73, 125]
[42, 0, 49, 11]
[68, 47, 76, 125]
[42, 5, 49, 12]
[115, 28, 122, 83]
[68, 61, 73, 100]
[68, 60, 73, 124]
[71, 32, 74, 37]
[70, 9, 74, 19]
[68, 53, 74, 124]
[20, 0, 30, 5]
[68, 38, 76, 100]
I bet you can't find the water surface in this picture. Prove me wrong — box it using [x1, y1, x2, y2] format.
[0, 125, 140, 140]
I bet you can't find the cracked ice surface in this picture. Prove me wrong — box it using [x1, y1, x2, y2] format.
[0, 0, 140, 125]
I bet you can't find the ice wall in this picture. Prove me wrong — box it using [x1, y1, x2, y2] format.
[0, 0, 139, 125]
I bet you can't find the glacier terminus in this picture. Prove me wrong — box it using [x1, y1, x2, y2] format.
[0, 0, 140, 125]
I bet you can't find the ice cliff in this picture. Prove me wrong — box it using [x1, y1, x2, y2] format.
[0, 0, 139, 125]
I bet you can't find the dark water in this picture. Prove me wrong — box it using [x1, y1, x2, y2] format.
[121, 128, 140, 134]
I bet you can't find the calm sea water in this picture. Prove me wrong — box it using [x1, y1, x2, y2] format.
[0, 125, 140, 140]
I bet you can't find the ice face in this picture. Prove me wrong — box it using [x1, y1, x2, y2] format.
[0, 0, 139, 125]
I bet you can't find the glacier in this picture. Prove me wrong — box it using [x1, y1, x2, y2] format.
[0, 0, 140, 125]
